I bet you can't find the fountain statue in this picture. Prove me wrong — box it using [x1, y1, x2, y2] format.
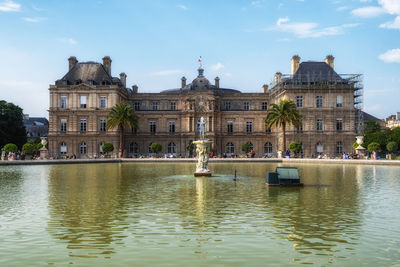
[39, 137, 49, 160]
[193, 117, 212, 177]
[355, 136, 366, 158]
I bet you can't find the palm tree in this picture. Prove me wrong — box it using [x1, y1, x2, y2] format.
[106, 104, 138, 157]
[265, 99, 301, 153]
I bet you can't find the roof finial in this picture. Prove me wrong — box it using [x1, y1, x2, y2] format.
[198, 56, 202, 67]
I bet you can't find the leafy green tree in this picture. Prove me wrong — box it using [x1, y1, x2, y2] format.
[367, 142, 380, 153]
[364, 131, 386, 151]
[241, 142, 252, 153]
[0, 100, 27, 149]
[265, 99, 301, 152]
[150, 142, 162, 154]
[363, 120, 381, 135]
[289, 142, 302, 156]
[386, 141, 398, 153]
[3, 143, 18, 154]
[102, 142, 114, 156]
[106, 104, 138, 157]
[22, 143, 36, 155]
[387, 127, 400, 146]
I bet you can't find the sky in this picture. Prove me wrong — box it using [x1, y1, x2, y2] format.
[0, 0, 399, 119]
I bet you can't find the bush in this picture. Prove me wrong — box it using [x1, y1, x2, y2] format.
[289, 142, 302, 153]
[3, 143, 18, 154]
[241, 143, 252, 153]
[22, 143, 36, 155]
[150, 142, 162, 154]
[386, 141, 398, 153]
[367, 142, 380, 153]
[352, 142, 359, 150]
[102, 143, 114, 154]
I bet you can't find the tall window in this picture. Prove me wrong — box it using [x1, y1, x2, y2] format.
[170, 102, 176, 110]
[336, 141, 343, 154]
[264, 142, 273, 154]
[100, 119, 106, 132]
[296, 96, 303, 108]
[60, 96, 67, 109]
[60, 142, 67, 155]
[316, 96, 323, 108]
[80, 142, 87, 154]
[265, 122, 271, 133]
[129, 142, 139, 154]
[316, 142, 323, 153]
[246, 121, 253, 133]
[226, 142, 235, 153]
[209, 116, 212, 132]
[169, 121, 175, 133]
[150, 121, 156, 134]
[152, 102, 158, 111]
[80, 96, 87, 108]
[168, 142, 176, 154]
[244, 102, 250, 111]
[262, 102, 268, 111]
[316, 119, 323, 132]
[225, 102, 231, 110]
[148, 142, 153, 153]
[60, 119, 67, 132]
[336, 95, 343, 107]
[80, 119, 87, 132]
[134, 102, 141, 111]
[297, 124, 303, 133]
[227, 121, 233, 134]
[336, 119, 343, 132]
[100, 96, 107, 109]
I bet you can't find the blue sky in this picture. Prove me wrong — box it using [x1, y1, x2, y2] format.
[0, 0, 399, 119]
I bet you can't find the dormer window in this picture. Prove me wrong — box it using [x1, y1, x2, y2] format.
[75, 79, 82, 85]
[87, 80, 94, 85]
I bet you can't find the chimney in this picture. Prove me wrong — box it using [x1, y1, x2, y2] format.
[181, 76, 186, 88]
[120, 72, 127, 88]
[215, 76, 220, 88]
[132, 85, 138, 94]
[274, 72, 282, 84]
[325, 55, 334, 69]
[262, 84, 269, 93]
[102, 56, 112, 76]
[68, 56, 78, 71]
[291, 55, 300, 75]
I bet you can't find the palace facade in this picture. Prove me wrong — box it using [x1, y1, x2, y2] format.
[48, 55, 363, 158]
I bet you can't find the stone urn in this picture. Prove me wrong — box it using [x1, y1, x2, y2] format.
[39, 137, 49, 160]
[355, 135, 366, 158]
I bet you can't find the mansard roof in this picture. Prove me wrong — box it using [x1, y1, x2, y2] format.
[55, 62, 123, 86]
[288, 61, 344, 83]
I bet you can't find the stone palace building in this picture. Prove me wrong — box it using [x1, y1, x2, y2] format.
[48, 55, 363, 158]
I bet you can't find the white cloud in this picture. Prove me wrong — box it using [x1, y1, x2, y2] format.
[380, 15, 400, 28]
[351, 6, 386, 17]
[150, 70, 184, 76]
[360, 0, 372, 2]
[251, 0, 264, 7]
[336, 6, 350, 11]
[377, 0, 400, 29]
[177, 4, 187, 10]
[57, 38, 78, 45]
[22, 17, 46, 23]
[378, 48, 400, 62]
[211, 62, 224, 71]
[270, 17, 358, 38]
[0, 0, 20, 12]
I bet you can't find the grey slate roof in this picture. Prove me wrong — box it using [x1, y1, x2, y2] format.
[55, 62, 122, 86]
[284, 62, 345, 84]
[362, 111, 383, 123]
[23, 117, 49, 126]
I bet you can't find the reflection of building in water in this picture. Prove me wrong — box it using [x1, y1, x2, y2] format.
[195, 177, 207, 224]
[267, 165, 363, 257]
[47, 164, 129, 258]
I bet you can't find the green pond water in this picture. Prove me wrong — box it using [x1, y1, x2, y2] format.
[0, 162, 400, 266]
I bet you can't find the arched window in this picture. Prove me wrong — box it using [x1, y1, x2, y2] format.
[99, 142, 104, 153]
[336, 141, 343, 154]
[80, 142, 87, 154]
[316, 142, 323, 153]
[60, 142, 67, 155]
[168, 142, 176, 154]
[264, 142, 273, 154]
[129, 142, 139, 154]
[225, 142, 235, 153]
